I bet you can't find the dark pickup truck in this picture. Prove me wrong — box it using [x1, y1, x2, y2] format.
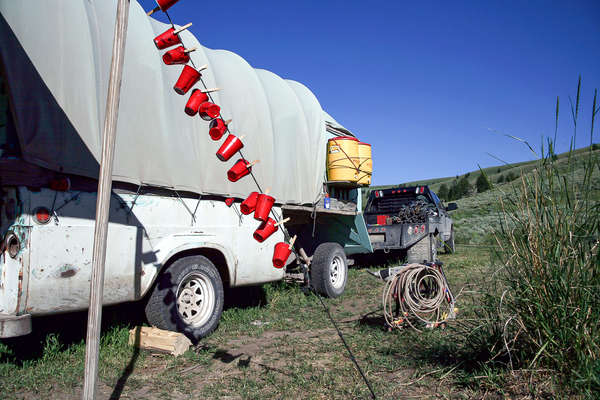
[364, 186, 457, 263]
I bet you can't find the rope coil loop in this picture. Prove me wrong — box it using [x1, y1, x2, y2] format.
[383, 263, 456, 331]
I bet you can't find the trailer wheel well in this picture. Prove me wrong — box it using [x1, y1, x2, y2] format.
[162, 248, 230, 287]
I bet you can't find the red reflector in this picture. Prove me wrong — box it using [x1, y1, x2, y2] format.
[35, 207, 51, 224]
[50, 177, 71, 192]
[377, 215, 389, 225]
[414, 225, 419, 234]
[375, 191, 379, 197]
[421, 224, 426, 232]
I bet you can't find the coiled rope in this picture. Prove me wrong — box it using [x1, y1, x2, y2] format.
[383, 263, 456, 332]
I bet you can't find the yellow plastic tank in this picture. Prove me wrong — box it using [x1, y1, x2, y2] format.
[357, 142, 372, 185]
[327, 136, 359, 182]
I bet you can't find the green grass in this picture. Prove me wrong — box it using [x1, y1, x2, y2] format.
[1, 247, 543, 399]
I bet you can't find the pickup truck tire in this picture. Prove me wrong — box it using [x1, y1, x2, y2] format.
[406, 234, 437, 263]
[310, 242, 347, 298]
[145, 255, 224, 341]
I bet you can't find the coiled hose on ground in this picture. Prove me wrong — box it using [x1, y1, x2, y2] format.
[383, 263, 456, 331]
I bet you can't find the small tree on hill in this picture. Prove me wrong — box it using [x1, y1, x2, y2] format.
[438, 183, 449, 200]
[476, 173, 491, 193]
[497, 174, 504, 183]
[459, 176, 472, 197]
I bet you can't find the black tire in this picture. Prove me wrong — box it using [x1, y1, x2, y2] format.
[145, 255, 224, 341]
[406, 234, 437, 263]
[310, 242, 348, 298]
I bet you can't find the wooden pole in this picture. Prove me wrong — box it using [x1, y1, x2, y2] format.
[82, 1, 130, 399]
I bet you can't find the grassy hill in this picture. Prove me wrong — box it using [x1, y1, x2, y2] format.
[363, 145, 600, 245]
[367, 144, 598, 196]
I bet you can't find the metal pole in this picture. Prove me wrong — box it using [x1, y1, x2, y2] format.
[82, 1, 130, 399]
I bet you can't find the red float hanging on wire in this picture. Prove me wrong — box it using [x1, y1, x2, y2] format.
[163, 46, 196, 65]
[240, 192, 259, 215]
[253, 218, 279, 242]
[209, 118, 230, 140]
[174, 65, 203, 95]
[224, 197, 234, 207]
[254, 192, 275, 222]
[147, 0, 180, 16]
[185, 87, 219, 116]
[217, 134, 244, 161]
[199, 102, 221, 121]
[272, 235, 296, 268]
[227, 159, 258, 182]
[153, 23, 192, 50]
[184, 89, 209, 116]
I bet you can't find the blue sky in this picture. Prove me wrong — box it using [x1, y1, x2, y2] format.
[139, 0, 600, 185]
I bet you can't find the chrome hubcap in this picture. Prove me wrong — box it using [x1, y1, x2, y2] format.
[329, 255, 346, 289]
[176, 272, 215, 327]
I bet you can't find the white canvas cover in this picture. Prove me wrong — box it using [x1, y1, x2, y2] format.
[0, 0, 348, 204]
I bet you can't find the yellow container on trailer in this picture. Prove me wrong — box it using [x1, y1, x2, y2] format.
[327, 136, 359, 182]
[357, 142, 372, 185]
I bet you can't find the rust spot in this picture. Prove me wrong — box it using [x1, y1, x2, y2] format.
[61, 269, 77, 278]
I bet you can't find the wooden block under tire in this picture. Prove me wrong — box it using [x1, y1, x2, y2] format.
[128, 326, 192, 356]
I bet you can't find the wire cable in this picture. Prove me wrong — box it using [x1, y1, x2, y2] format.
[315, 292, 377, 399]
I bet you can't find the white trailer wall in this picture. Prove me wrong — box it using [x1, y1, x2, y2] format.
[0, 0, 345, 204]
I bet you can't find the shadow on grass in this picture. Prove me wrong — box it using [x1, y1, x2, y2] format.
[0, 301, 147, 366]
[109, 340, 140, 400]
[1, 285, 270, 365]
[224, 285, 268, 310]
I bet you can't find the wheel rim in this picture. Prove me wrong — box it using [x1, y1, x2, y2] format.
[329, 255, 346, 289]
[176, 272, 215, 328]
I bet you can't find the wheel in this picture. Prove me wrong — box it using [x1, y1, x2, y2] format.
[310, 242, 348, 298]
[406, 234, 436, 263]
[445, 227, 455, 254]
[145, 255, 224, 341]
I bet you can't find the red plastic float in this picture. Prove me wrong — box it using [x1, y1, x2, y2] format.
[184, 89, 209, 116]
[153, 23, 192, 50]
[224, 198, 234, 207]
[147, 0, 180, 16]
[216, 134, 244, 161]
[153, 28, 180, 49]
[253, 218, 278, 242]
[227, 159, 256, 182]
[209, 119, 229, 140]
[199, 102, 221, 121]
[240, 192, 258, 215]
[254, 193, 275, 221]
[162, 46, 191, 65]
[272, 235, 296, 268]
[174, 65, 201, 95]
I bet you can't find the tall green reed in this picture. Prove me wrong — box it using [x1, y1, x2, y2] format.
[493, 78, 599, 395]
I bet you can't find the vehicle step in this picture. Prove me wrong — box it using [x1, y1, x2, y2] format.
[0, 313, 32, 338]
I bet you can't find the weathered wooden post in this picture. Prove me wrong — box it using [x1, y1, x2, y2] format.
[82, 0, 130, 398]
